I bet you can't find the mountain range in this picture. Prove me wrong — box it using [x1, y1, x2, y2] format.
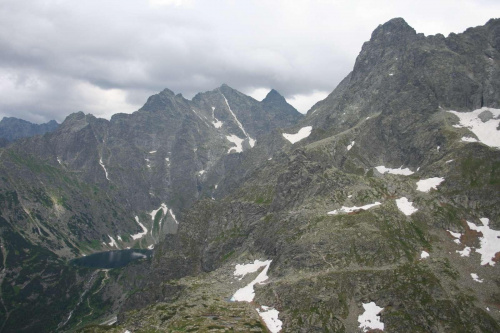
[0, 17, 499, 332]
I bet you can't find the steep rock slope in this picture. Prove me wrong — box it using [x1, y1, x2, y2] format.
[107, 18, 500, 333]
[0, 86, 301, 332]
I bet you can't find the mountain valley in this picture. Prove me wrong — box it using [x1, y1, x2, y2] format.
[0, 17, 499, 332]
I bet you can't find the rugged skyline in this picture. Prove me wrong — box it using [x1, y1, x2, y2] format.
[1, 0, 499, 123]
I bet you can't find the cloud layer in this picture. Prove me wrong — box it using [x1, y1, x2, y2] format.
[1, 0, 499, 122]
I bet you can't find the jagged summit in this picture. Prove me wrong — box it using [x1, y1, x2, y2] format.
[262, 89, 286, 103]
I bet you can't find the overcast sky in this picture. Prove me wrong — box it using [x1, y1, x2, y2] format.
[1, 0, 499, 123]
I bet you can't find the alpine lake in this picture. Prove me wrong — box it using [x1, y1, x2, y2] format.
[71, 249, 153, 268]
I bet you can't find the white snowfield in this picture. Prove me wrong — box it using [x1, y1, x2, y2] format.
[471, 273, 483, 283]
[448, 107, 500, 149]
[282, 126, 312, 144]
[231, 260, 272, 302]
[467, 218, 500, 266]
[327, 202, 381, 215]
[226, 134, 244, 153]
[256, 306, 282, 333]
[358, 302, 384, 332]
[375, 165, 414, 175]
[416, 177, 444, 192]
[131, 216, 148, 240]
[347, 141, 355, 151]
[395, 197, 418, 216]
[421, 251, 430, 259]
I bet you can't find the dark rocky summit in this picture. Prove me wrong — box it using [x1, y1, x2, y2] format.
[0, 18, 500, 333]
[0, 117, 58, 144]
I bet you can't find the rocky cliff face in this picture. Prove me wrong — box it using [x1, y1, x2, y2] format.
[0, 85, 302, 332]
[102, 18, 500, 333]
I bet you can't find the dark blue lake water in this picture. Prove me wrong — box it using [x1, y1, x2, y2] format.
[71, 249, 153, 268]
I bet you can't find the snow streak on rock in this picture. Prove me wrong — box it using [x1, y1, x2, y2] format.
[131, 216, 148, 240]
[282, 126, 312, 144]
[169, 209, 179, 224]
[375, 165, 414, 175]
[327, 202, 381, 215]
[107, 235, 119, 248]
[99, 158, 110, 180]
[221, 93, 255, 145]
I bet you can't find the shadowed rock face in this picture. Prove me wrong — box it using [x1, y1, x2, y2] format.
[0, 117, 58, 144]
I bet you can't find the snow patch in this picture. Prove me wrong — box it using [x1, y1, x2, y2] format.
[149, 150, 157, 154]
[445, 159, 454, 163]
[249, 137, 256, 148]
[148, 244, 154, 250]
[233, 259, 271, 280]
[198, 170, 206, 176]
[448, 108, 500, 148]
[231, 260, 272, 302]
[256, 306, 282, 333]
[99, 158, 110, 180]
[213, 119, 223, 128]
[358, 302, 384, 332]
[107, 235, 119, 248]
[57, 157, 62, 165]
[282, 126, 313, 144]
[467, 218, 500, 266]
[471, 273, 483, 283]
[347, 141, 355, 151]
[226, 135, 244, 153]
[117, 235, 122, 241]
[457, 246, 471, 257]
[416, 177, 444, 192]
[328, 202, 381, 215]
[375, 165, 414, 175]
[131, 216, 148, 240]
[420, 251, 430, 259]
[395, 197, 418, 216]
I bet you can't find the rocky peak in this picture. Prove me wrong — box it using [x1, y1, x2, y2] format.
[371, 17, 416, 40]
[0, 116, 59, 142]
[262, 89, 286, 104]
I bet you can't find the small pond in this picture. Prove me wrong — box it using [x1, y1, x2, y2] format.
[71, 249, 153, 269]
